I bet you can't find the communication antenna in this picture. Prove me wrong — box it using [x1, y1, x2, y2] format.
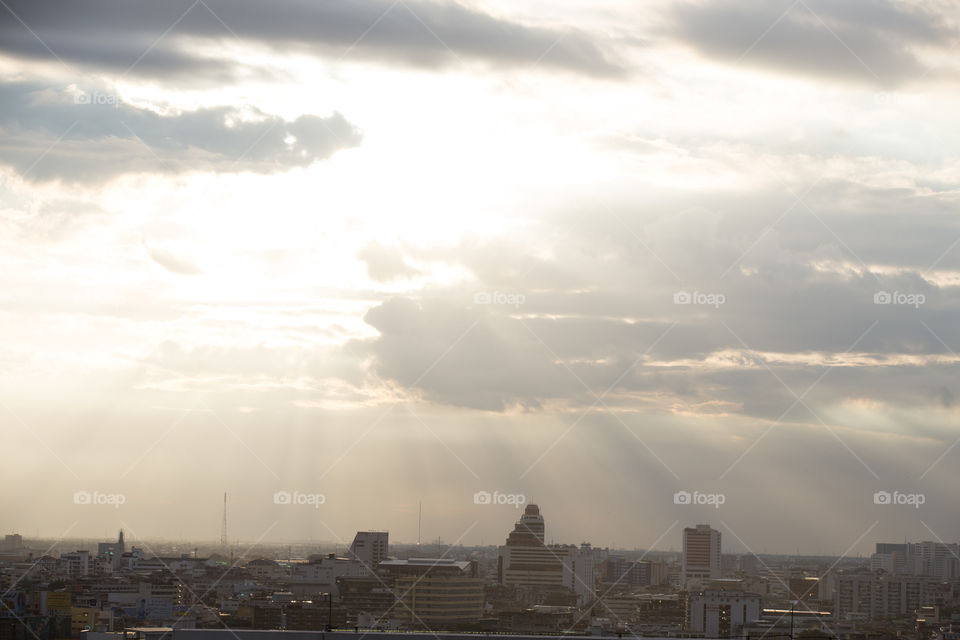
[220, 493, 228, 548]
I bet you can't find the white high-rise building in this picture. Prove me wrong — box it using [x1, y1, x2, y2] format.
[682, 524, 721, 587]
[563, 543, 597, 605]
[349, 531, 389, 570]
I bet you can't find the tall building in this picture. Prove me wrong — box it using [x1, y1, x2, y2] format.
[563, 543, 597, 605]
[682, 525, 721, 587]
[498, 504, 564, 590]
[349, 531, 389, 570]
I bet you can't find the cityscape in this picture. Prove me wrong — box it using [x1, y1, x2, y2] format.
[2, 2, 960, 640]
[3, 506, 960, 640]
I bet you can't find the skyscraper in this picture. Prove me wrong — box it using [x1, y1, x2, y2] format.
[682, 524, 721, 587]
[498, 504, 564, 589]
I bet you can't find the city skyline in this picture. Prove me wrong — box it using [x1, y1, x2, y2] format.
[4, 514, 959, 637]
[2, 0, 960, 560]
[5, 505, 957, 560]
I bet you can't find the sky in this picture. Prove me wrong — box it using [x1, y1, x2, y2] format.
[1, 0, 959, 557]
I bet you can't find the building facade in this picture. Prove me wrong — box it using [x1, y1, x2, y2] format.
[682, 525, 721, 587]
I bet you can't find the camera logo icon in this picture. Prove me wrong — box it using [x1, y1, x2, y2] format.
[873, 490, 925, 508]
[674, 291, 692, 305]
[273, 491, 292, 505]
[673, 490, 692, 505]
[473, 491, 492, 505]
[874, 291, 892, 304]
[74, 490, 92, 505]
[474, 292, 491, 305]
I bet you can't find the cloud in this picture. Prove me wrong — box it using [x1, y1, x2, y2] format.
[143, 239, 203, 275]
[0, 0, 624, 80]
[0, 82, 361, 182]
[350, 177, 960, 419]
[357, 244, 422, 282]
[357, 297, 590, 411]
[667, 0, 954, 85]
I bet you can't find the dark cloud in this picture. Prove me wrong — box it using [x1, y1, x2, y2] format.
[668, 0, 954, 85]
[351, 180, 960, 418]
[357, 297, 586, 411]
[0, 0, 624, 80]
[0, 82, 361, 181]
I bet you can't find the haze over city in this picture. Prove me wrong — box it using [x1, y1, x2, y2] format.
[2, 0, 960, 560]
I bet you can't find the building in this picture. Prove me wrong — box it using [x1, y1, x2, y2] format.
[870, 541, 960, 579]
[682, 525, 721, 587]
[505, 505, 545, 545]
[834, 571, 951, 620]
[348, 532, 389, 570]
[98, 530, 126, 570]
[498, 505, 564, 590]
[61, 550, 92, 579]
[1, 535, 23, 550]
[337, 576, 396, 622]
[788, 577, 820, 602]
[288, 554, 366, 597]
[563, 543, 597, 605]
[911, 541, 960, 578]
[605, 557, 651, 587]
[71, 607, 99, 636]
[245, 559, 287, 581]
[687, 590, 761, 638]
[282, 600, 346, 630]
[378, 558, 484, 628]
[871, 551, 907, 575]
[876, 543, 908, 555]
